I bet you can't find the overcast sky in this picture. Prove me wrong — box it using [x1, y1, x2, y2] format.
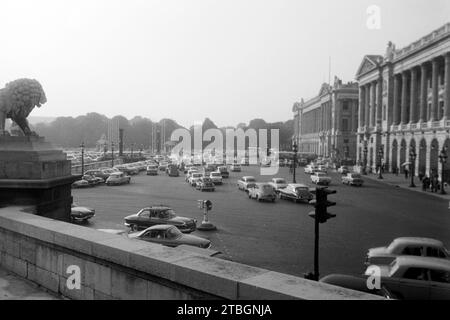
[1, 0, 449, 128]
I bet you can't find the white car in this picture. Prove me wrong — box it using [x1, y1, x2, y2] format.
[310, 172, 331, 185]
[366, 237, 449, 266]
[364, 256, 450, 300]
[185, 169, 199, 182]
[106, 172, 131, 186]
[237, 176, 256, 191]
[304, 165, 317, 174]
[230, 164, 242, 172]
[269, 178, 288, 193]
[188, 172, 203, 186]
[209, 172, 223, 185]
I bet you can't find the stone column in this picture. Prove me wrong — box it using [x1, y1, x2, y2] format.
[359, 86, 366, 129]
[431, 59, 439, 122]
[371, 82, 376, 127]
[393, 75, 400, 125]
[420, 64, 428, 122]
[445, 53, 450, 120]
[401, 72, 408, 125]
[365, 84, 370, 128]
[376, 78, 383, 126]
[410, 67, 418, 123]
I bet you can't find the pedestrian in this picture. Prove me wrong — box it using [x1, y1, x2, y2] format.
[422, 176, 429, 192]
[395, 167, 399, 176]
[418, 172, 424, 182]
[404, 166, 409, 179]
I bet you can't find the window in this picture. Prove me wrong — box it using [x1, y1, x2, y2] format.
[429, 270, 450, 283]
[343, 101, 349, 111]
[139, 210, 150, 219]
[403, 268, 428, 281]
[402, 246, 423, 256]
[342, 119, 349, 131]
[426, 247, 447, 258]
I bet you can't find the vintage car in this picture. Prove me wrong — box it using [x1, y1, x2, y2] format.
[185, 169, 199, 182]
[338, 166, 351, 175]
[114, 164, 138, 176]
[188, 172, 204, 187]
[196, 177, 216, 192]
[82, 174, 103, 186]
[278, 184, 314, 203]
[106, 172, 131, 186]
[217, 166, 229, 178]
[146, 164, 159, 175]
[248, 183, 277, 202]
[363, 256, 450, 300]
[124, 206, 197, 233]
[230, 164, 242, 172]
[166, 164, 179, 177]
[84, 169, 110, 180]
[268, 178, 288, 193]
[129, 225, 210, 249]
[71, 203, 95, 222]
[366, 237, 449, 266]
[158, 162, 168, 172]
[209, 172, 223, 185]
[71, 179, 91, 189]
[304, 165, 317, 174]
[237, 176, 257, 191]
[342, 173, 364, 187]
[311, 172, 332, 185]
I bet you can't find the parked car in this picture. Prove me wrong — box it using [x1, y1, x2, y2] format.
[106, 172, 131, 186]
[209, 172, 223, 185]
[115, 165, 138, 176]
[342, 173, 364, 187]
[185, 169, 199, 182]
[84, 169, 110, 180]
[338, 166, 350, 175]
[248, 183, 277, 202]
[188, 172, 204, 187]
[72, 179, 90, 189]
[278, 184, 314, 203]
[82, 174, 103, 186]
[129, 225, 210, 249]
[71, 203, 95, 222]
[311, 172, 332, 185]
[316, 165, 328, 174]
[304, 165, 317, 174]
[237, 176, 257, 191]
[269, 178, 288, 193]
[230, 164, 242, 172]
[366, 237, 449, 266]
[146, 164, 158, 176]
[364, 256, 450, 300]
[158, 162, 168, 172]
[196, 177, 216, 192]
[217, 166, 229, 178]
[124, 205, 197, 233]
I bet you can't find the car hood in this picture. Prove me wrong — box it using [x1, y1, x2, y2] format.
[170, 216, 195, 224]
[72, 206, 94, 213]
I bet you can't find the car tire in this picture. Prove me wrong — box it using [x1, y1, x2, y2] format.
[131, 224, 139, 232]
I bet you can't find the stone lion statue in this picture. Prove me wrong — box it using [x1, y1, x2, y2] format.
[0, 78, 47, 136]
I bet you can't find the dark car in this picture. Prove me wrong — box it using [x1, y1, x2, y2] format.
[82, 174, 103, 186]
[124, 205, 197, 233]
[84, 169, 110, 180]
[71, 203, 95, 222]
[217, 166, 229, 178]
[129, 225, 210, 249]
[196, 177, 215, 192]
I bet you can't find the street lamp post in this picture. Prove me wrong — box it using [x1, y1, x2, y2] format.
[409, 146, 417, 188]
[80, 142, 85, 176]
[377, 146, 384, 180]
[292, 142, 298, 184]
[140, 145, 143, 158]
[103, 143, 107, 158]
[111, 142, 115, 168]
[131, 143, 135, 159]
[439, 147, 448, 195]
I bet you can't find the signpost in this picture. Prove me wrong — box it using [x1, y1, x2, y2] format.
[197, 200, 217, 231]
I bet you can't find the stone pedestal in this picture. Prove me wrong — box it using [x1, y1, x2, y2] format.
[0, 135, 79, 222]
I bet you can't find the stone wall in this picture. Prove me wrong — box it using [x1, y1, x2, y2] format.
[0, 207, 381, 300]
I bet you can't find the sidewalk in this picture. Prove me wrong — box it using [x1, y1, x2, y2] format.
[363, 172, 450, 201]
[0, 267, 59, 300]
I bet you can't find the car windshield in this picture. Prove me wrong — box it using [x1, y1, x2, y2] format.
[295, 187, 308, 193]
[275, 179, 286, 184]
[211, 173, 221, 177]
[193, 174, 202, 178]
[158, 209, 176, 219]
[316, 173, 326, 176]
[246, 178, 256, 182]
[261, 185, 273, 191]
[351, 174, 362, 179]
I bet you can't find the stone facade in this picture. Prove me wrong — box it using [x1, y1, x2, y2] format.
[356, 23, 450, 181]
[293, 77, 359, 162]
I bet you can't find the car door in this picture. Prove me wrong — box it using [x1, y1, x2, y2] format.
[394, 267, 431, 300]
[428, 269, 450, 300]
[136, 209, 151, 228]
[147, 210, 160, 227]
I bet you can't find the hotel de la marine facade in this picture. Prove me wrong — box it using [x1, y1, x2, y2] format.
[293, 22, 450, 181]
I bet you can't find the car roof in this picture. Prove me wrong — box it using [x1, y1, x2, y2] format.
[142, 225, 174, 232]
[394, 256, 450, 271]
[141, 206, 171, 210]
[391, 237, 444, 247]
[243, 176, 255, 179]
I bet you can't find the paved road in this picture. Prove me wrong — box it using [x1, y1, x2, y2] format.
[72, 166, 450, 279]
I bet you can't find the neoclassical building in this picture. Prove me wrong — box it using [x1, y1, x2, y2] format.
[293, 77, 359, 162]
[356, 22, 450, 180]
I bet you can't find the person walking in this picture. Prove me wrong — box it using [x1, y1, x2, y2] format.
[422, 176, 429, 192]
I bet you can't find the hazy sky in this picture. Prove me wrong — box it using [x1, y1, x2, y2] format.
[1, 0, 449, 128]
